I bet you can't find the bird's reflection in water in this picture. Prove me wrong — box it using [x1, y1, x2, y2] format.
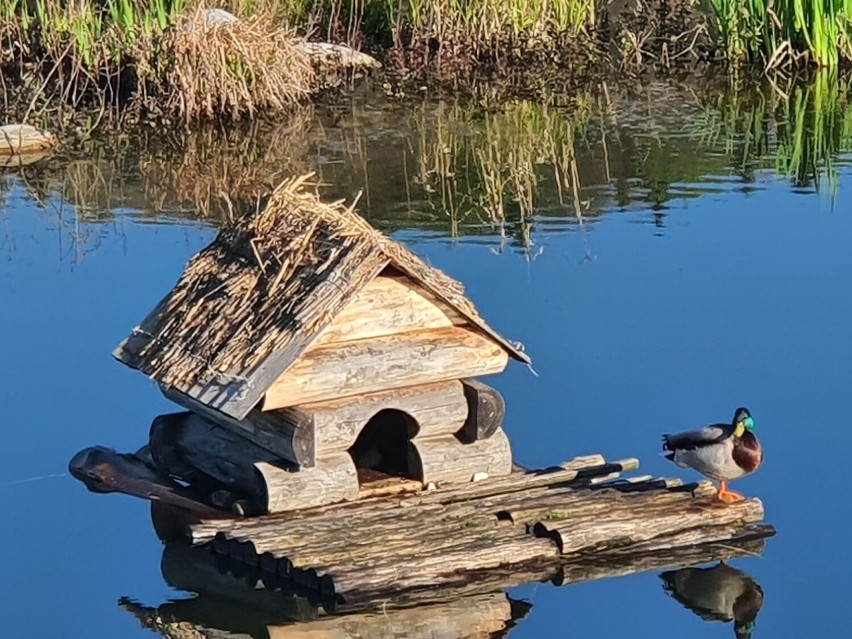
[660, 562, 764, 638]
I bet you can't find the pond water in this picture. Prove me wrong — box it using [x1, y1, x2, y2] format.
[2, 74, 851, 637]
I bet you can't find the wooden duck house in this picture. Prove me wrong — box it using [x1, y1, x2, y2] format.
[114, 175, 530, 514]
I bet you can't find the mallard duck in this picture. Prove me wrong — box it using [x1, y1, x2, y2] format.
[662, 407, 763, 503]
[660, 562, 764, 639]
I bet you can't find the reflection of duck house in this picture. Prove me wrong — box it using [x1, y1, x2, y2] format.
[114, 176, 530, 513]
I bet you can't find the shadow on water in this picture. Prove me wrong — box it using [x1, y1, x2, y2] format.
[2, 71, 851, 261]
[120, 509, 769, 639]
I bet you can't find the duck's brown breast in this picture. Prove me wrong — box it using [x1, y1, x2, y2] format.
[732, 432, 763, 473]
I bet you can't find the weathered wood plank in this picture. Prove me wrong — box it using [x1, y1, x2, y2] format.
[149, 412, 289, 504]
[185, 456, 636, 544]
[259, 452, 360, 513]
[312, 275, 454, 346]
[261, 326, 509, 409]
[409, 428, 513, 485]
[458, 379, 506, 442]
[161, 387, 315, 466]
[299, 380, 469, 453]
[0, 124, 55, 155]
[533, 495, 765, 555]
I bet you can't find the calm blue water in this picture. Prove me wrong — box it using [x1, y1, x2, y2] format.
[2, 83, 851, 636]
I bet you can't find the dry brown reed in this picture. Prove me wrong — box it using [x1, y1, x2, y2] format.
[149, 11, 315, 121]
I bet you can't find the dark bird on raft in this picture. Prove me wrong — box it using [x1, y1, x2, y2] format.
[662, 407, 763, 503]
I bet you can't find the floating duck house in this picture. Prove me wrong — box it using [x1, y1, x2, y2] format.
[114, 175, 530, 513]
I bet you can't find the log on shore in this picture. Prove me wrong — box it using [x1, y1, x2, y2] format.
[294, 42, 382, 71]
[0, 124, 56, 155]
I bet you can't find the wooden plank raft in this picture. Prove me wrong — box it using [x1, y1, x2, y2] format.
[177, 454, 769, 606]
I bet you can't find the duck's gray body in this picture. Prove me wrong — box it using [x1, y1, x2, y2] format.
[663, 425, 747, 481]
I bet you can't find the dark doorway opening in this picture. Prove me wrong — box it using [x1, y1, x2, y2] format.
[348, 409, 420, 482]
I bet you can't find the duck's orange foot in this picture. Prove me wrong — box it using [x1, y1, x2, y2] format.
[718, 490, 745, 503]
[717, 481, 745, 503]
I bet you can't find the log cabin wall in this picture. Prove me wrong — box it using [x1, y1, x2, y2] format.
[259, 274, 510, 410]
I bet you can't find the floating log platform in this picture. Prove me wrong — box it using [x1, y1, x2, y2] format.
[157, 454, 771, 607]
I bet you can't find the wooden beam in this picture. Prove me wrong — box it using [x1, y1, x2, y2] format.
[302, 380, 469, 453]
[312, 275, 454, 346]
[0, 124, 55, 155]
[149, 412, 292, 505]
[261, 326, 509, 409]
[258, 452, 360, 513]
[409, 428, 513, 485]
[161, 386, 315, 466]
[458, 379, 505, 442]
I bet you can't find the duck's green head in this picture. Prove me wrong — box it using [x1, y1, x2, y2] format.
[734, 407, 755, 437]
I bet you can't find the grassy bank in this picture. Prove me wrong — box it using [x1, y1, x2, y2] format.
[703, 0, 852, 67]
[2, 1, 852, 124]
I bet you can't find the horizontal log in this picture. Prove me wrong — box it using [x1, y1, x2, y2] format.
[149, 412, 288, 503]
[534, 496, 765, 555]
[186, 456, 638, 544]
[0, 124, 55, 155]
[162, 386, 314, 466]
[409, 428, 513, 485]
[312, 275, 453, 346]
[261, 326, 509, 409]
[298, 380, 469, 454]
[259, 452, 359, 513]
[458, 379, 505, 442]
[69, 445, 225, 519]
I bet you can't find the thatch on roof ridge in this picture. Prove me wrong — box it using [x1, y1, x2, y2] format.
[114, 173, 529, 418]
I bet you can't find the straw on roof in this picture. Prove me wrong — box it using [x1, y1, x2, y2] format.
[114, 173, 529, 419]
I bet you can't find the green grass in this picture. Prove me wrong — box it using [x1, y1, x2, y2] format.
[702, 0, 852, 67]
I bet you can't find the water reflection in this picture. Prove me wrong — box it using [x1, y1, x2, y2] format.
[661, 562, 764, 639]
[3, 72, 851, 260]
[121, 501, 772, 639]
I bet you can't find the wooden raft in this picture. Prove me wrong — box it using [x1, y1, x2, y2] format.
[176, 454, 769, 606]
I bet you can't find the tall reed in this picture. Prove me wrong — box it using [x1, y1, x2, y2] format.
[702, 0, 852, 67]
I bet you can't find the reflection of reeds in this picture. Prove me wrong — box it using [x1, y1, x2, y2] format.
[140, 107, 317, 218]
[409, 100, 590, 252]
[696, 71, 852, 194]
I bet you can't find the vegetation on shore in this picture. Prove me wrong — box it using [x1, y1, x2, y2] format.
[703, 0, 852, 68]
[1, 1, 851, 124]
